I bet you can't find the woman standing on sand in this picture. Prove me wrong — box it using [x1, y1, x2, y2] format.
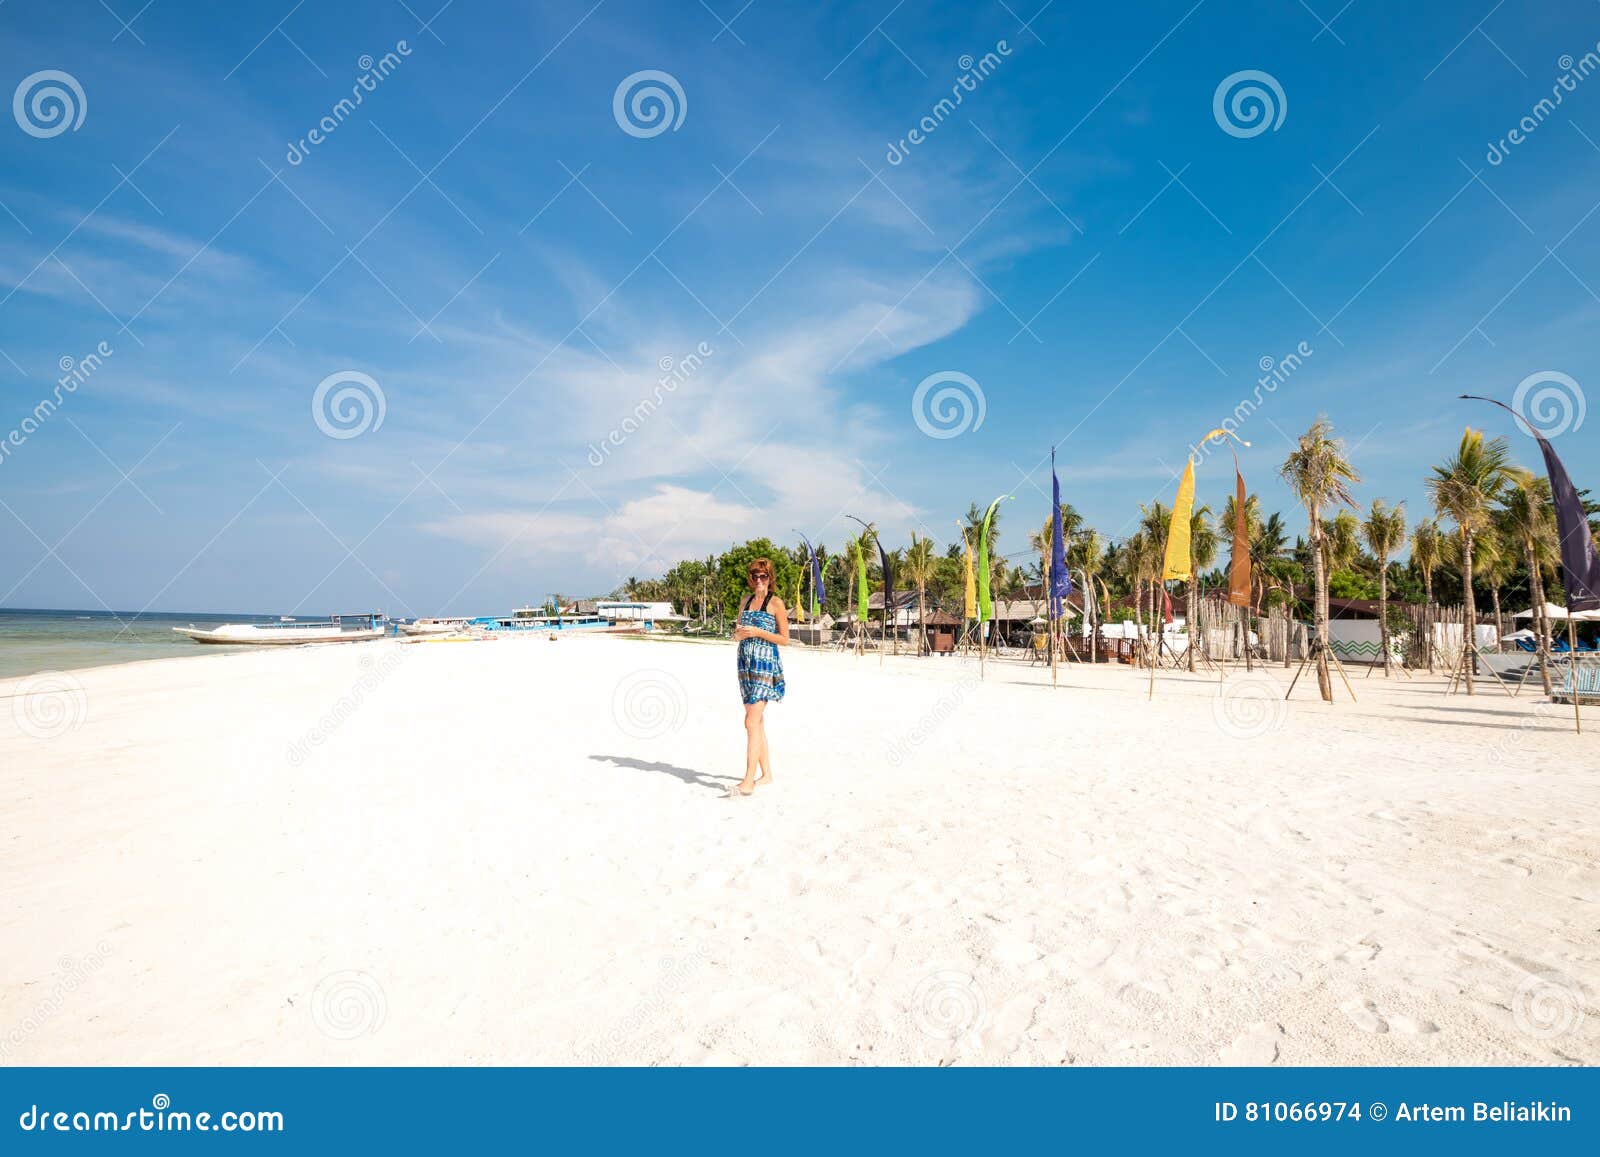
[732, 557, 788, 795]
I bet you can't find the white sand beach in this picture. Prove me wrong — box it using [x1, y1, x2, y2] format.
[1, 635, 1595, 1066]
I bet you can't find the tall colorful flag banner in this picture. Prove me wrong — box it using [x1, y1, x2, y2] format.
[795, 531, 824, 619]
[855, 541, 868, 622]
[1228, 467, 1252, 608]
[1462, 395, 1600, 610]
[976, 496, 1009, 623]
[1163, 428, 1250, 583]
[1161, 461, 1197, 582]
[848, 516, 894, 627]
[1049, 450, 1072, 618]
[959, 525, 977, 622]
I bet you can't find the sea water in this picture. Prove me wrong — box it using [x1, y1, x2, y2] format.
[0, 608, 284, 679]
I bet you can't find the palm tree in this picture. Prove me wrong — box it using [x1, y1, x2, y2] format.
[1426, 428, 1514, 694]
[1279, 417, 1360, 701]
[1185, 504, 1220, 671]
[1248, 510, 1295, 636]
[1030, 503, 1083, 655]
[1409, 519, 1443, 672]
[1111, 533, 1145, 654]
[1136, 503, 1173, 662]
[961, 501, 1002, 557]
[841, 532, 864, 646]
[1067, 527, 1105, 659]
[1323, 509, 1363, 577]
[1475, 531, 1515, 647]
[1499, 470, 1558, 694]
[902, 533, 937, 655]
[1362, 499, 1407, 676]
[883, 545, 906, 654]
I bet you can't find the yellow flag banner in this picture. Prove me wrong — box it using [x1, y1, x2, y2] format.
[1228, 467, 1251, 607]
[1164, 428, 1250, 583]
[963, 538, 977, 621]
[1161, 458, 1196, 581]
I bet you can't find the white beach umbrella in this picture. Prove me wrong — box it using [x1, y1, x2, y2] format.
[1512, 602, 1576, 620]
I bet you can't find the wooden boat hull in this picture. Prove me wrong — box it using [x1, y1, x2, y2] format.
[173, 626, 386, 645]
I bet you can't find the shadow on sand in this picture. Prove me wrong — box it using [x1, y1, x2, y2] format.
[588, 754, 738, 794]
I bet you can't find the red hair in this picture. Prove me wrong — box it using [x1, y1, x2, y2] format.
[746, 557, 774, 588]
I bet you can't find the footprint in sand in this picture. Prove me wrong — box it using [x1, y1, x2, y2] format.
[1335, 940, 1381, 966]
[1388, 1014, 1440, 1035]
[1341, 998, 1388, 1033]
[1341, 998, 1440, 1036]
[1220, 1021, 1285, 1064]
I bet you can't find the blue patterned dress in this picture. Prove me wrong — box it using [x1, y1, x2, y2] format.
[736, 595, 786, 705]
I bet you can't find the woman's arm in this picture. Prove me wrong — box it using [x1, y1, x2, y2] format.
[765, 598, 790, 646]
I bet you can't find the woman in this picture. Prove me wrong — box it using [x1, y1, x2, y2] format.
[732, 557, 788, 795]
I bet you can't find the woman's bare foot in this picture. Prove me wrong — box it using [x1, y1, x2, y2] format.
[730, 779, 756, 797]
[753, 771, 773, 788]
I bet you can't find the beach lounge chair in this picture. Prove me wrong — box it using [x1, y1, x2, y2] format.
[1514, 637, 1537, 653]
[1557, 658, 1600, 703]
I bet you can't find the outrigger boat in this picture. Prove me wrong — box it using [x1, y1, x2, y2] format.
[470, 604, 654, 634]
[174, 612, 387, 645]
[398, 616, 472, 636]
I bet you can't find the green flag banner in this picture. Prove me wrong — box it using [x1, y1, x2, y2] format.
[856, 543, 868, 622]
[976, 495, 1009, 623]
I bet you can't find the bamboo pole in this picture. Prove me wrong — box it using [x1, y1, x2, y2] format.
[979, 613, 986, 681]
[1147, 579, 1162, 700]
[1569, 618, 1582, 735]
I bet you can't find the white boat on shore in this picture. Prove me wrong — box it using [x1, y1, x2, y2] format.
[398, 617, 472, 637]
[174, 612, 387, 645]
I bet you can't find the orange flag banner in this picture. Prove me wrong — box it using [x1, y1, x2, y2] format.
[1228, 467, 1251, 607]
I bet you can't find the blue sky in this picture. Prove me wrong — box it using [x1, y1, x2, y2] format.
[2, 0, 1599, 614]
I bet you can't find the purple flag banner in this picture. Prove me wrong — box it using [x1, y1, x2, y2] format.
[1462, 395, 1600, 611]
[1049, 449, 1071, 618]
